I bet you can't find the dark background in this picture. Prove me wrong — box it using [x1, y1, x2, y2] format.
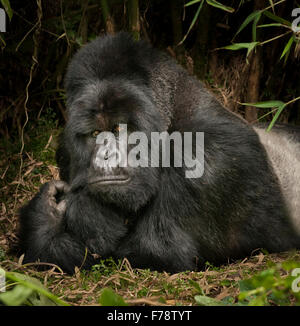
[0, 0, 300, 138]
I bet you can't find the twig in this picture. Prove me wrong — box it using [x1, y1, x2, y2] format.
[13, 0, 43, 213]
[126, 298, 168, 306]
[15, 21, 39, 52]
[260, 30, 291, 46]
[60, 0, 70, 48]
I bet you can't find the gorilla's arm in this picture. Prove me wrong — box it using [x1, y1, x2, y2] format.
[19, 181, 95, 273]
[19, 180, 128, 273]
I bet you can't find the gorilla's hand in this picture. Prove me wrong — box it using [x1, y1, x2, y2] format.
[46, 180, 70, 220]
[22, 180, 71, 232]
[19, 180, 95, 273]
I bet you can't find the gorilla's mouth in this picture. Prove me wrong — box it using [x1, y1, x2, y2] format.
[88, 175, 131, 185]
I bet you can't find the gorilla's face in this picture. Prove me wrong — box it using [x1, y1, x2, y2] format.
[65, 79, 164, 211]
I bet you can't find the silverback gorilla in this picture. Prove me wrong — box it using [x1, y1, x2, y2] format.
[19, 32, 300, 274]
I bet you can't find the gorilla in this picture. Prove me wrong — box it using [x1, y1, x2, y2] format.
[19, 32, 300, 274]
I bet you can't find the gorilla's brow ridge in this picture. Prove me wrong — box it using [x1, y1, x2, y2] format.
[72, 81, 102, 106]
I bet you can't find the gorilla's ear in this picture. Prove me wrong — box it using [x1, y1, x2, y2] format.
[56, 132, 71, 183]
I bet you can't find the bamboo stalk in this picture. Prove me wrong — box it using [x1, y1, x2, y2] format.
[100, 0, 115, 34]
[128, 0, 140, 40]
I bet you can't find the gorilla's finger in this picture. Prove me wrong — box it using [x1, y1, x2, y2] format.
[56, 200, 67, 215]
[47, 181, 59, 198]
[47, 180, 70, 199]
[54, 180, 70, 194]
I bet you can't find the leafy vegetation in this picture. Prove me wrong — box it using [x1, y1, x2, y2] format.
[0, 268, 69, 306]
[1, 253, 300, 306]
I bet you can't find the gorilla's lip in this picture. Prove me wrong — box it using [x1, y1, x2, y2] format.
[88, 175, 131, 185]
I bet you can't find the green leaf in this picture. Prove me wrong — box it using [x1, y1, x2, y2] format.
[248, 294, 267, 306]
[257, 23, 285, 28]
[238, 286, 265, 302]
[222, 42, 259, 50]
[11, 274, 57, 306]
[267, 103, 286, 131]
[234, 11, 262, 39]
[185, 0, 202, 7]
[238, 279, 255, 292]
[179, 0, 204, 44]
[268, 0, 275, 13]
[206, 0, 234, 13]
[0, 0, 13, 21]
[195, 295, 225, 306]
[280, 35, 294, 61]
[222, 42, 259, 60]
[263, 10, 291, 26]
[182, 0, 234, 44]
[240, 100, 286, 131]
[0, 34, 6, 48]
[188, 279, 204, 294]
[240, 100, 285, 109]
[99, 288, 128, 306]
[0, 285, 33, 306]
[282, 260, 300, 271]
[252, 11, 262, 42]
[0, 270, 57, 306]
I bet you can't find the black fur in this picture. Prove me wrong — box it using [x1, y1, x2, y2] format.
[19, 33, 300, 274]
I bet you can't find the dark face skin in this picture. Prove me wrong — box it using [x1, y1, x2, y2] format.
[64, 80, 163, 211]
[87, 114, 132, 186]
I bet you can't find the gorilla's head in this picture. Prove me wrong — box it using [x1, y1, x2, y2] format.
[61, 34, 170, 211]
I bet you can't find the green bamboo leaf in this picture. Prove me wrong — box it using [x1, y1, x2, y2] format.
[206, 0, 234, 13]
[234, 11, 262, 39]
[240, 101, 286, 132]
[252, 11, 262, 42]
[0, 35, 6, 47]
[1, 0, 13, 21]
[257, 23, 285, 28]
[222, 42, 257, 51]
[263, 10, 291, 26]
[267, 103, 286, 131]
[256, 108, 278, 122]
[268, 0, 275, 13]
[179, 0, 204, 44]
[222, 42, 259, 60]
[240, 100, 285, 108]
[185, 0, 202, 6]
[280, 35, 294, 61]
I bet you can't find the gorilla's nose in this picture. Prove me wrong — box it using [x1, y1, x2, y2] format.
[94, 145, 121, 170]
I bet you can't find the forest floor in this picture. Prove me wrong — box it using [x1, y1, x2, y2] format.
[0, 116, 300, 306]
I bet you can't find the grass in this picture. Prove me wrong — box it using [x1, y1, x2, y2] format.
[0, 115, 300, 306]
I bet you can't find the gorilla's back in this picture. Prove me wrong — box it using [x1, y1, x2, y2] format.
[255, 125, 300, 233]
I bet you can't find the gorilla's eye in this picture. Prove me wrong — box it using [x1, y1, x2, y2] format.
[92, 130, 101, 138]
